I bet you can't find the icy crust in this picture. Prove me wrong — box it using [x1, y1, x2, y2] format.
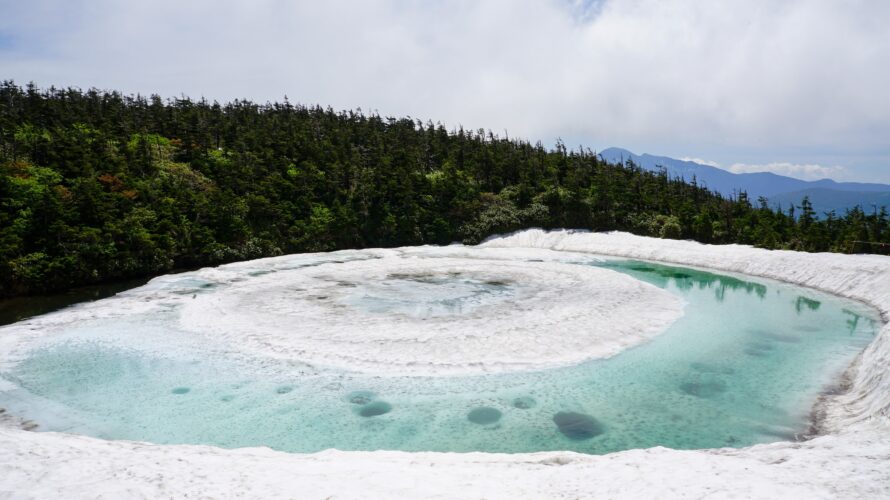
[1, 231, 890, 498]
[178, 253, 683, 375]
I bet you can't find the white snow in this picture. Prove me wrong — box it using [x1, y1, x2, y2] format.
[1, 229, 889, 499]
[178, 251, 683, 375]
[0, 247, 683, 377]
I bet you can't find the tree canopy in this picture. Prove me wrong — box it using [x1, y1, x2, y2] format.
[1, 82, 887, 297]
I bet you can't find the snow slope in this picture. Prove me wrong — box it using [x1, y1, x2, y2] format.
[1, 230, 889, 499]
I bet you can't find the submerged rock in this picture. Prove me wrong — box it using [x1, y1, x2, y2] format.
[347, 391, 376, 405]
[275, 385, 293, 394]
[512, 397, 537, 409]
[679, 380, 727, 398]
[359, 401, 392, 417]
[748, 340, 775, 351]
[759, 332, 802, 343]
[467, 407, 502, 424]
[690, 362, 735, 375]
[553, 412, 605, 440]
[744, 348, 769, 357]
[749, 329, 801, 343]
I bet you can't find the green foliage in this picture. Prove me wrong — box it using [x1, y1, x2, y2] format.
[629, 213, 683, 239]
[0, 81, 888, 297]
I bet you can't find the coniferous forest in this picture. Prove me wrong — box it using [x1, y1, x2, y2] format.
[1, 81, 888, 297]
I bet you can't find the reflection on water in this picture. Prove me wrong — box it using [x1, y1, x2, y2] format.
[601, 262, 768, 301]
[796, 296, 822, 313]
[0, 257, 880, 455]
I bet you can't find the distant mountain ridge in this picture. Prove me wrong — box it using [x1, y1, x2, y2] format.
[599, 147, 890, 214]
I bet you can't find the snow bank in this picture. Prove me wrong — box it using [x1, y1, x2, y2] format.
[1, 230, 889, 499]
[1, 426, 888, 499]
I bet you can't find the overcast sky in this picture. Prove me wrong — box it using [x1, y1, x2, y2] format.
[2, 0, 889, 183]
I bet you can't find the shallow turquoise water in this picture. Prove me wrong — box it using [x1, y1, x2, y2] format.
[0, 259, 879, 454]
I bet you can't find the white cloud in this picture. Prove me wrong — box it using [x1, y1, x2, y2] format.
[680, 157, 721, 168]
[1, 0, 889, 181]
[726, 162, 850, 181]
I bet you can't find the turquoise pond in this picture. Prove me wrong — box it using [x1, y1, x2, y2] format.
[0, 257, 880, 455]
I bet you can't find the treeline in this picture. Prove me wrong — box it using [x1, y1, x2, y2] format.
[1, 82, 888, 297]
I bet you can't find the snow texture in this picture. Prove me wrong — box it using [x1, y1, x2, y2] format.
[179, 251, 683, 375]
[1, 230, 889, 499]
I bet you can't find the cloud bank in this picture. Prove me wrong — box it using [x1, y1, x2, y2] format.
[726, 162, 850, 182]
[1, 0, 888, 181]
[682, 156, 852, 182]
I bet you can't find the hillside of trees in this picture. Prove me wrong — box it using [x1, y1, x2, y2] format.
[1, 82, 888, 297]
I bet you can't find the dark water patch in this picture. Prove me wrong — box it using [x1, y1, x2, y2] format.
[752, 330, 802, 343]
[748, 340, 775, 351]
[744, 347, 769, 357]
[275, 385, 293, 394]
[467, 407, 502, 424]
[512, 396, 536, 409]
[248, 270, 272, 277]
[553, 412, 605, 440]
[743, 340, 775, 357]
[690, 362, 735, 375]
[358, 401, 392, 417]
[347, 391, 376, 405]
[171, 387, 190, 395]
[679, 380, 727, 398]
[625, 264, 658, 274]
[220, 395, 235, 402]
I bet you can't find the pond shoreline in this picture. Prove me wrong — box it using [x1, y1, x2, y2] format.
[2, 229, 889, 498]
